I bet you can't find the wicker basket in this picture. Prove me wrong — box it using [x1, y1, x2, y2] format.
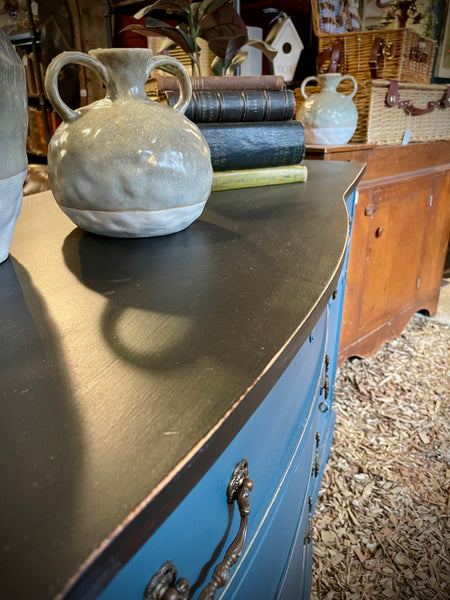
[311, 1, 437, 85]
[295, 79, 450, 145]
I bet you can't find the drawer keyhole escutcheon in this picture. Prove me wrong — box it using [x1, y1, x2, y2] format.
[143, 459, 253, 600]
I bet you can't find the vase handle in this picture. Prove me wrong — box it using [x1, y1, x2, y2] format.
[44, 51, 111, 123]
[338, 74, 358, 100]
[148, 56, 192, 114]
[300, 76, 320, 100]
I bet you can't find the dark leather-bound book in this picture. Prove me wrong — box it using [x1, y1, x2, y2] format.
[163, 89, 296, 122]
[197, 120, 305, 171]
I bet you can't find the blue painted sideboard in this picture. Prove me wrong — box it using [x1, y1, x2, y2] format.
[97, 185, 357, 600]
[0, 161, 364, 600]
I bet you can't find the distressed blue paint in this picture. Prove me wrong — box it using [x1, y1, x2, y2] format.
[97, 190, 357, 600]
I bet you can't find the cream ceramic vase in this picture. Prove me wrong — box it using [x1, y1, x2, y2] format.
[296, 73, 358, 146]
[0, 29, 28, 263]
[44, 48, 213, 237]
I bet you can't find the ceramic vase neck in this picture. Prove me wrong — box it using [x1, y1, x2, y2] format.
[317, 73, 342, 92]
[89, 48, 153, 100]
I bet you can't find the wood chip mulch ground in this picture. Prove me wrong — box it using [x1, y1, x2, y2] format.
[311, 315, 450, 600]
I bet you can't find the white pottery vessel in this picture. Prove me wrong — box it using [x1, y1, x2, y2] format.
[0, 29, 28, 263]
[44, 48, 213, 237]
[296, 73, 358, 146]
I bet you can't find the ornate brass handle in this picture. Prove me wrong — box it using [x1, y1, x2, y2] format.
[143, 562, 189, 600]
[143, 459, 253, 600]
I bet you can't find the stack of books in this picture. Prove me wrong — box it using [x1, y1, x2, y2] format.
[156, 75, 307, 191]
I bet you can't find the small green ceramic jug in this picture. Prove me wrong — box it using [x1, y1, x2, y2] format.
[296, 73, 358, 146]
[45, 48, 213, 238]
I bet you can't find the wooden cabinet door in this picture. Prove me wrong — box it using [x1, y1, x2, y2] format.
[417, 172, 450, 299]
[358, 176, 431, 334]
[339, 190, 373, 351]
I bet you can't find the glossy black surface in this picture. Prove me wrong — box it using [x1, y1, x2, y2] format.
[0, 160, 364, 600]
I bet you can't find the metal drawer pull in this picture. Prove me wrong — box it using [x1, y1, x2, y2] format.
[304, 497, 314, 545]
[311, 433, 320, 478]
[143, 459, 253, 600]
[199, 459, 253, 599]
[320, 375, 330, 399]
[320, 355, 330, 400]
[143, 562, 189, 600]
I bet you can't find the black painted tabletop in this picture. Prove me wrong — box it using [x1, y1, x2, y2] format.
[0, 160, 364, 600]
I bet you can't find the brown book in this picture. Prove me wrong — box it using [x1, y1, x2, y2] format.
[48, 109, 59, 136]
[155, 75, 286, 92]
[26, 107, 40, 155]
[24, 52, 38, 96]
[27, 106, 48, 156]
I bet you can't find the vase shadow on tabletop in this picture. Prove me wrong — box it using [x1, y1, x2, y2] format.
[61, 216, 287, 373]
[0, 257, 83, 600]
[62, 220, 233, 371]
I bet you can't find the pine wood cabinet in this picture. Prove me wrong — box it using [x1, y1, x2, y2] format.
[306, 141, 450, 363]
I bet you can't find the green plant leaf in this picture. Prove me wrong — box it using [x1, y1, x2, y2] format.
[191, 2, 202, 21]
[229, 50, 248, 66]
[122, 22, 195, 54]
[210, 35, 248, 63]
[134, 0, 190, 20]
[157, 37, 177, 52]
[223, 58, 233, 71]
[197, 0, 230, 20]
[199, 2, 248, 62]
[220, 51, 247, 76]
[210, 56, 224, 75]
[177, 20, 202, 52]
[246, 38, 278, 61]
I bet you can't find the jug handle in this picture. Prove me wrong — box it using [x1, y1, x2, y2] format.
[148, 56, 192, 114]
[338, 75, 358, 100]
[300, 76, 320, 100]
[44, 51, 111, 123]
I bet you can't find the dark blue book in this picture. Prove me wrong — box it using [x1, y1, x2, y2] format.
[164, 89, 296, 123]
[197, 120, 305, 172]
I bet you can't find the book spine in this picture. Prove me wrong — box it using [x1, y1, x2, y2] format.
[199, 90, 244, 121]
[165, 90, 296, 122]
[198, 121, 306, 171]
[211, 165, 308, 191]
[157, 75, 286, 92]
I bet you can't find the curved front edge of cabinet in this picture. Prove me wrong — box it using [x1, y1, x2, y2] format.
[51, 163, 364, 600]
[143, 460, 253, 600]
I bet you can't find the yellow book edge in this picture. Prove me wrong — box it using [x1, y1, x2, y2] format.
[211, 165, 308, 192]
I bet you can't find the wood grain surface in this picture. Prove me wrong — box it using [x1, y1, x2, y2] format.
[305, 140, 450, 182]
[306, 142, 450, 362]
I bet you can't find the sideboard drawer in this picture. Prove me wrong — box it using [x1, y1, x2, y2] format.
[97, 310, 328, 600]
[219, 409, 319, 600]
[275, 493, 313, 600]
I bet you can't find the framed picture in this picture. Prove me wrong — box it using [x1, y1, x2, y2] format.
[361, 0, 393, 29]
[361, 0, 447, 39]
[435, 1, 450, 78]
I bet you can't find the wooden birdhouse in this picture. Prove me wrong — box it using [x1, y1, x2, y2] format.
[265, 14, 304, 82]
